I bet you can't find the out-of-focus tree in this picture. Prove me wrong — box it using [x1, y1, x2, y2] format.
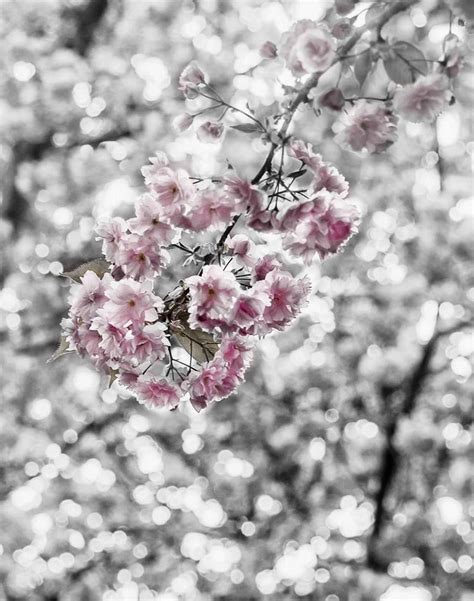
[0, 1, 472, 600]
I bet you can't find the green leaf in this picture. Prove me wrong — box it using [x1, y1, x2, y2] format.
[61, 259, 111, 282]
[47, 335, 71, 363]
[383, 42, 428, 85]
[230, 123, 261, 133]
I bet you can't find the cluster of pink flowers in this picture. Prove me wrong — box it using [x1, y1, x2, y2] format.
[58, 7, 461, 412]
[334, 101, 398, 154]
[59, 135, 359, 411]
[62, 273, 168, 373]
[187, 264, 311, 336]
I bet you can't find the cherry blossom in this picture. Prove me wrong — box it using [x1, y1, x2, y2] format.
[186, 266, 240, 332]
[134, 375, 181, 409]
[95, 217, 127, 263]
[185, 190, 234, 231]
[261, 270, 311, 332]
[393, 74, 451, 123]
[197, 121, 224, 143]
[103, 279, 162, 328]
[115, 234, 170, 281]
[280, 20, 335, 76]
[178, 61, 207, 98]
[223, 176, 264, 213]
[260, 40, 278, 59]
[281, 193, 360, 262]
[172, 112, 194, 132]
[226, 234, 257, 268]
[56, 2, 460, 414]
[128, 194, 177, 243]
[334, 101, 398, 153]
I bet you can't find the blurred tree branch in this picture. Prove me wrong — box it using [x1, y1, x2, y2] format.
[60, 0, 109, 57]
[367, 318, 472, 571]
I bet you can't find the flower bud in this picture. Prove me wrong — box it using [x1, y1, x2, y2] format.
[197, 121, 224, 143]
[178, 61, 206, 97]
[319, 88, 345, 111]
[260, 41, 278, 59]
[172, 113, 194, 133]
[331, 18, 352, 39]
[335, 0, 356, 16]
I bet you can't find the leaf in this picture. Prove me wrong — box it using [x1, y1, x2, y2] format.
[174, 328, 219, 364]
[47, 335, 71, 363]
[61, 259, 111, 283]
[230, 123, 261, 133]
[354, 50, 373, 87]
[383, 42, 428, 85]
[108, 369, 119, 387]
[171, 312, 219, 364]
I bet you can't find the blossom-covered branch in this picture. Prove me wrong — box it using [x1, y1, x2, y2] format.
[53, 0, 463, 413]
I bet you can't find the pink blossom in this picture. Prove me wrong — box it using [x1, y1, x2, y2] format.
[331, 18, 352, 39]
[189, 358, 229, 410]
[393, 74, 451, 123]
[186, 265, 240, 332]
[334, 101, 398, 153]
[189, 335, 254, 410]
[68, 271, 112, 322]
[252, 255, 281, 282]
[178, 61, 206, 98]
[185, 190, 234, 231]
[335, 0, 355, 15]
[219, 336, 254, 372]
[132, 323, 170, 364]
[119, 370, 140, 388]
[197, 121, 224, 143]
[134, 375, 181, 409]
[90, 313, 132, 364]
[115, 234, 170, 281]
[280, 21, 335, 76]
[63, 316, 108, 370]
[103, 278, 162, 328]
[310, 162, 349, 197]
[260, 41, 278, 59]
[95, 217, 127, 263]
[232, 286, 270, 333]
[295, 28, 336, 73]
[281, 193, 360, 262]
[140, 153, 169, 182]
[287, 139, 323, 171]
[223, 176, 264, 213]
[128, 194, 176, 243]
[247, 209, 279, 232]
[141, 157, 194, 214]
[226, 234, 257, 268]
[262, 270, 311, 331]
[172, 113, 194, 133]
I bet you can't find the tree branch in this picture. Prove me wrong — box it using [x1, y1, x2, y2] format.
[212, 0, 417, 252]
[366, 318, 471, 570]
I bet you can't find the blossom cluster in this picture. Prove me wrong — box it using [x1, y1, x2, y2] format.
[57, 6, 463, 412]
[59, 135, 358, 411]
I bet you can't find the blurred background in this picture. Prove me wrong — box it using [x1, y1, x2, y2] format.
[0, 1, 473, 600]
